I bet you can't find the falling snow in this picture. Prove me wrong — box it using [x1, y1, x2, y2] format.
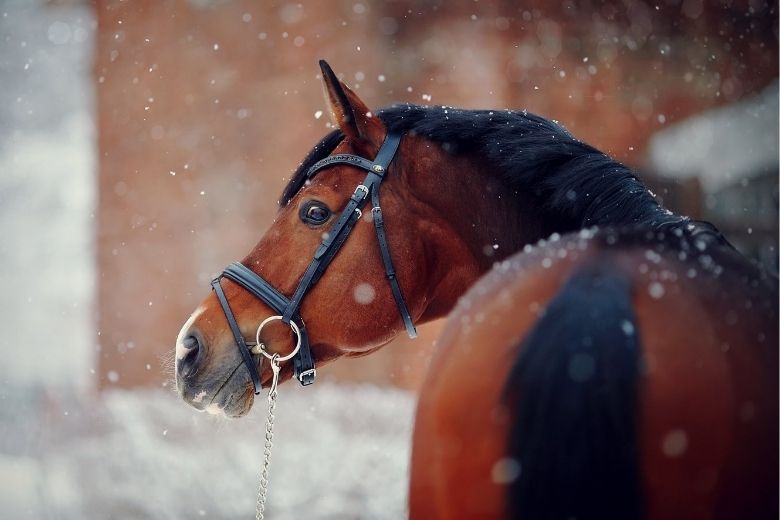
[1, 1, 777, 517]
[648, 281, 666, 299]
[353, 282, 377, 305]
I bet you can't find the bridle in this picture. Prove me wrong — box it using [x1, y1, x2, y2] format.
[210, 131, 417, 394]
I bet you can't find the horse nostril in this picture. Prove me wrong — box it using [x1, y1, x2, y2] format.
[182, 335, 199, 352]
[178, 335, 202, 378]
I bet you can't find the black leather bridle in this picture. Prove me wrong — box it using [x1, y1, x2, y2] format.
[210, 132, 417, 394]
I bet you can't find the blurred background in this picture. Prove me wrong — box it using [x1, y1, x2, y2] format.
[1, 0, 777, 517]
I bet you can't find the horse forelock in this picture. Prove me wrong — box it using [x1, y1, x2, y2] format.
[279, 129, 344, 207]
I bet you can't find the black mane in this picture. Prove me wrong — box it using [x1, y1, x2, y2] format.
[281, 104, 685, 231]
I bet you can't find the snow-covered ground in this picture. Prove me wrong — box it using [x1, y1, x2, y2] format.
[1, 383, 415, 519]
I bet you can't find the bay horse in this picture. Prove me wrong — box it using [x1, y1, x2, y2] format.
[174, 61, 778, 518]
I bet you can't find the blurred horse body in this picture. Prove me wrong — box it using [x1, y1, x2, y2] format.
[175, 62, 778, 518]
[410, 229, 777, 519]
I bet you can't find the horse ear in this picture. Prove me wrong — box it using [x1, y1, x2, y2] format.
[319, 60, 384, 145]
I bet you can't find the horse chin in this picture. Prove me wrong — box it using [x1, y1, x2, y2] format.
[205, 386, 255, 418]
[198, 367, 257, 418]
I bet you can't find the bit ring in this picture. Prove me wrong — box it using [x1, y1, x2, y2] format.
[253, 315, 301, 362]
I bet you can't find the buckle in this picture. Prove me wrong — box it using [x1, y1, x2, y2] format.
[298, 368, 317, 383]
[353, 185, 369, 201]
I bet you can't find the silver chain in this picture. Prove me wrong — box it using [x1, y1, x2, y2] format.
[255, 355, 281, 520]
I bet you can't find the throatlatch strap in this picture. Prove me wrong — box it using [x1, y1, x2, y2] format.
[211, 278, 262, 394]
[371, 186, 417, 338]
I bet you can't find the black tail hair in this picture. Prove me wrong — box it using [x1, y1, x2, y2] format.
[503, 261, 642, 519]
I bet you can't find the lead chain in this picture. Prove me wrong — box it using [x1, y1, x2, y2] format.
[256, 355, 281, 520]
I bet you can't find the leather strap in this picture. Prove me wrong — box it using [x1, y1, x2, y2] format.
[211, 278, 262, 394]
[292, 326, 316, 385]
[372, 131, 402, 167]
[223, 262, 288, 313]
[307, 154, 375, 178]
[371, 186, 417, 338]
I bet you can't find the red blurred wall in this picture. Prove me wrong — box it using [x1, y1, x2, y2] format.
[95, 0, 777, 391]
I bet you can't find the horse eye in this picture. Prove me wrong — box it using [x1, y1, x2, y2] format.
[301, 202, 331, 225]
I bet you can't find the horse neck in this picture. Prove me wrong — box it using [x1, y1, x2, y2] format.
[401, 142, 551, 321]
[400, 136, 680, 322]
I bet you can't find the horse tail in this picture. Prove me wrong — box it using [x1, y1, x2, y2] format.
[503, 259, 643, 519]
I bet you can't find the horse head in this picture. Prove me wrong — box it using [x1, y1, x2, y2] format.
[174, 61, 485, 416]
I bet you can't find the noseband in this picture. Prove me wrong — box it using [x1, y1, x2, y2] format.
[210, 132, 417, 394]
